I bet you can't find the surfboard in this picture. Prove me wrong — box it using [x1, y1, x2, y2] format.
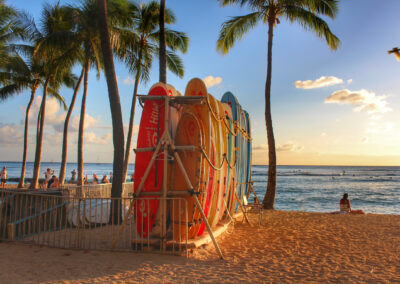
[170, 112, 203, 241]
[244, 110, 252, 198]
[133, 82, 174, 238]
[221, 103, 235, 217]
[207, 94, 224, 228]
[221, 92, 242, 212]
[183, 78, 212, 237]
[213, 99, 229, 226]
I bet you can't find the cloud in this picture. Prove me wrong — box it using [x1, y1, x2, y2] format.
[321, 132, 327, 137]
[203, 76, 222, 88]
[347, 79, 353, 84]
[84, 132, 112, 145]
[366, 121, 393, 134]
[123, 76, 135, 85]
[253, 144, 268, 151]
[361, 137, 368, 143]
[294, 76, 343, 89]
[69, 114, 99, 132]
[325, 89, 391, 114]
[0, 124, 23, 144]
[276, 143, 304, 152]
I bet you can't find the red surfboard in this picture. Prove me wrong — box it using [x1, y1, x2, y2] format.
[133, 83, 173, 237]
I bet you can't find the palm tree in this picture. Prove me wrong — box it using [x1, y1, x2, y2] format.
[217, 0, 340, 209]
[0, 11, 71, 188]
[117, 0, 188, 182]
[0, 54, 42, 188]
[28, 4, 78, 189]
[97, 0, 125, 222]
[159, 0, 166, 83]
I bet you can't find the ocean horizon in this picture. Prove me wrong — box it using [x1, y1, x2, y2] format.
[1, 162, 399, 215]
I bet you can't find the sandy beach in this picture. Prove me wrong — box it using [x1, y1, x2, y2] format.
[1, 210, 399, 283]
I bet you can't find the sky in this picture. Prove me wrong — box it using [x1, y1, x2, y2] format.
[1, 0, 400, 166]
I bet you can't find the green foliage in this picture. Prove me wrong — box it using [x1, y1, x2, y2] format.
[217, 0, 340, 53]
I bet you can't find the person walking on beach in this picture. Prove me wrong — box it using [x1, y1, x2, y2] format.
[1, 166, 8, 188]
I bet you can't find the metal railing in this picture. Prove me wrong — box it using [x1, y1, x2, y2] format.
[0, 190, 188, 256]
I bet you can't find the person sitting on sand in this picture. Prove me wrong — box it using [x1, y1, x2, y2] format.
[92, 173, 99, 184]
[340, 193, 365, 214]
[0, 166, 8, 188]
[47, 175, 56, 188]
[50, 176, 59, 189]
[101, 175, 109, 184]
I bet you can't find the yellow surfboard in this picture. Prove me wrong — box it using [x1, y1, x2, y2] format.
[207, 94, 225, 228]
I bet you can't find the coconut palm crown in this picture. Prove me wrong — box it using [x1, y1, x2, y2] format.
[217, 0, 340, 209]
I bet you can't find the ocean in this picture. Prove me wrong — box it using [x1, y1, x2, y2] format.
[1, 162, 399, 215]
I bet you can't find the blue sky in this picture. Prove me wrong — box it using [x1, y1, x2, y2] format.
[1, 0, 400, 165]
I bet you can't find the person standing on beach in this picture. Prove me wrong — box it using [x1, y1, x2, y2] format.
[70, 169, 77, 183]
[1, 166, 8, 188]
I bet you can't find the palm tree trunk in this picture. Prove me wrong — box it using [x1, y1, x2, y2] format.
[59, 68, 85, 186]
[262, 19, 277, 209]
[97, 0, 125, 223]
[18, 84, 38, 188]
[122, 48, 143, 182]
[159, 0, 167, 83]
[77, 59, 90, 186]
[31, 79, 49, 189]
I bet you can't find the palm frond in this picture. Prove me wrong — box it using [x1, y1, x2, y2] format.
[284, 5, 340, 50]
[217, 12, 261, 54]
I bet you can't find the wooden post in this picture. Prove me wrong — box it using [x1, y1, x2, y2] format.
[161, 96, 169, 251]
[110, 133, 165, 249]
[171, 141, 224, 260]
[234, 191, 251, 225]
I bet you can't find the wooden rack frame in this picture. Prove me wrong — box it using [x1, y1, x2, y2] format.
[111, 95, 251, 259]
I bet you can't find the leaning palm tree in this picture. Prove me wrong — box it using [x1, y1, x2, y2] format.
[0, 53, 43, 188]
[116, 0, 188, 182]
[29, 4, 77, 189]
[97, 0, 125, 222]
[217, 0, 340, 209]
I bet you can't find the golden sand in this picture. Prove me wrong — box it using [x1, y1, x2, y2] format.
[1, 211, 399, 283]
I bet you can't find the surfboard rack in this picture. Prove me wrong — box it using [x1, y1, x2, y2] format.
[111, 95, 228, 260]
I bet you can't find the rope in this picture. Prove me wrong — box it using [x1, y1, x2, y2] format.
[200, 147, 226, 171]
[223, 197, 235, 234]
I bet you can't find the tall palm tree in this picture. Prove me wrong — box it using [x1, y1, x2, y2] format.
[117, 0, 188, 182]
[0, 11, 71, 188]
[29, 4, 77, 189]
[217, 0, 340, 209]
[159, 0, 166, 83]
[97, 0, 125, 222]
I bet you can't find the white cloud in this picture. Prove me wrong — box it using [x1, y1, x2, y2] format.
[361, 137, 369, 143]
[0, 124, 23, 144]
[325, 89, 391, 114]
[276, 143, 304, 152]
[252, 144, 268, 151]
[123, 76, 135, 85]
[366, 121, 393, 134]
[321, 132, 327, 137]
[347, 79, 353, 84]
[203, 76, 222, 88]
[84, 132, 112, 145]
[70, 114, 99, 132]
[294, 76, 343, 89]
